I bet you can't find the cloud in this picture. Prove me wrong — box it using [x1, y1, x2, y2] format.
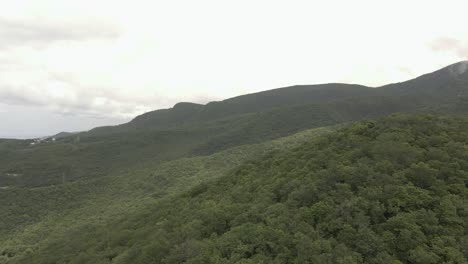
[1, 0, 468, 139]
[429, 37, 468, 59]
[0, 17, 121, 49]
[0, 82, 153, 119]
[0, 70, 219, 121]
[430, 38, 468, 75]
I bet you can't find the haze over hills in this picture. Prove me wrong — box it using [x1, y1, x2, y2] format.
[86, 61, 468, 135]
[2, 61, 468, 188]
[0, 61, 467, 263]
[10, 61, 468, 141]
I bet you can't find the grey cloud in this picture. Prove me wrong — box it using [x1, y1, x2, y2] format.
[0, 85, 44, 106]
[429, 37, 468, 58]
[0, 55, 21, 68]
[0, 84, 142, 119]
[0, 71, 219, 121]
[46, 72, 175, 110]
[0, 17, 121, 49]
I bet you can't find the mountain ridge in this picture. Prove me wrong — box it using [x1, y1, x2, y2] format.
[3, 61, 466, 140]
[85, 61, 468, 136]
[2, 61, 468, 188]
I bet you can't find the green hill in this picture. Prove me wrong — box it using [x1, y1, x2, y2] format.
[0, 125, 336, 263]
[1, 62, 468, 263]
[125, 83, 373, 131]
[2, 114, 467, 263]
[2, 62, 468, 188]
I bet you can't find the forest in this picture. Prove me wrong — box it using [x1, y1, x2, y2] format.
[1, 114, 467, 263]
[1, 62, 468, 263]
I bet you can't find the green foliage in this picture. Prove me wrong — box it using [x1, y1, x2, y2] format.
[2, 114, 467, 263]
[1, 62, 468, 263]
[0, 125, 332, 263]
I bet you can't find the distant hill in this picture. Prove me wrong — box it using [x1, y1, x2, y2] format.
[87, 61, 468, 136]
[50, 131, 79, 140]
[125, 83, 373, 129]
[1, 61, 468, 188]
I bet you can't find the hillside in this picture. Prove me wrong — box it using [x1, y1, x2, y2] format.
[0, 62, 468, 264]
[92, 61, 468, 134]
[125, 83, 373, 130]
[2, 62, 468, 188]
[2, 114, 467, 263]
[0, 125, 336, 263]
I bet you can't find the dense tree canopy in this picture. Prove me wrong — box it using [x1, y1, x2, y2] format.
[3, 114, 467, 263]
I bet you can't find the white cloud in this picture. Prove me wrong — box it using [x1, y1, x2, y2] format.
[0, 0, 467, 137]
[430, 37, 468, 59]
[0, 17, 120, 49]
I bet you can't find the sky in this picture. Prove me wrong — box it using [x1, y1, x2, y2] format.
[0, 0, 467, 138]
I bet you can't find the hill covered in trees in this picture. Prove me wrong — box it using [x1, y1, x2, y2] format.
[2, 61, 468, 188]
[1, 62, 468, 263]
[2, 114, 467, 263]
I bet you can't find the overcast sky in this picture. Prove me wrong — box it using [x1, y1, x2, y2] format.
[0, 0, 467, 138]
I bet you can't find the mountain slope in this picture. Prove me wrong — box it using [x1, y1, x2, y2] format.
[89, 61, 468, 135]
[380, 61, 468, 97]
[126, 83, 373, 130]
[1, 62, 468, 188]
[3, 114, 467, 263]
[0, 125, 336, 263]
